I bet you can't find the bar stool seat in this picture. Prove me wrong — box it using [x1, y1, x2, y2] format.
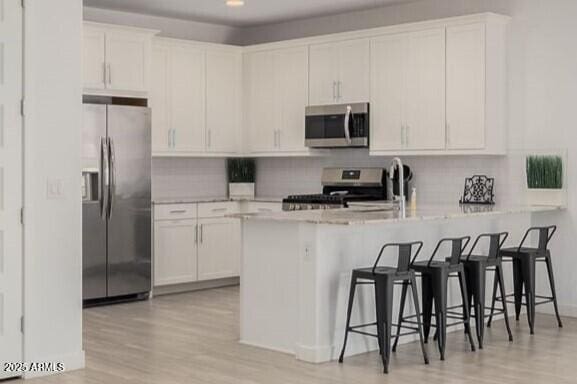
[338, 242, 429, 374]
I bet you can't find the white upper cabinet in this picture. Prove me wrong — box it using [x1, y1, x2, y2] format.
[405, 28, 446, 150]
[170, 44, 206, 153]
[244, 50, 276, 153]
[446, 23, 486, 150]
[105, 30, 149, 93]
[370, 28, 445, 151]
[244, 46, 310, 154]
[275, 46, 309, 152]
[370, 33, 407, 151]
[83, 23, 156, 96]
[150, 38, 242, 156]
[206, 49, 242, 154]
[370, 14, 508, 155]
[309, 39, 370, 105]
[150, 44, 170, 153]
[83, 27, 107, 90]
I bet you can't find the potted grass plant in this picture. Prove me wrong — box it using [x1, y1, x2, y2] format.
[526, 155, 565, 206]
[228, 158, 256, 200]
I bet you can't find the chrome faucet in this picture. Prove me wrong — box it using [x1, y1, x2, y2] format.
[389, 157, 405, 212]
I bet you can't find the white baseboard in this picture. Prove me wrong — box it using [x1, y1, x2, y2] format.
[23, 350, 85, 379]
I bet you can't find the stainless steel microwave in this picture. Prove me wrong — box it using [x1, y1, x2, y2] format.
[305, 103, 369, 148]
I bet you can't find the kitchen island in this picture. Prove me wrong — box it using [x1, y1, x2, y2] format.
[235, 204, 563, 363]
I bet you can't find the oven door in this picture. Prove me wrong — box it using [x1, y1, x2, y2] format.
[305, 103, 369, 148]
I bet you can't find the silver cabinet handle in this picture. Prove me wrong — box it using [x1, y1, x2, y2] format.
[169, 210, 186, 214]
[446, 123, 451, 147]
[107, 64, 112, 85]
[194, 224, 198, 244]
[332, 81, 337, 101]
[172, 129, 176, 148]
[102, 63, 107, 85]
[337, 81, 342, 99]
[207, 129, 212, 148]
[200, 224, 203, 244]
[405, 125, 410, 147]
[211, 207, 227, 212]
[277, 130, 281, 148]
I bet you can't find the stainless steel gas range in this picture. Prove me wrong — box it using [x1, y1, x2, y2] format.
[282, 168, 388, 211]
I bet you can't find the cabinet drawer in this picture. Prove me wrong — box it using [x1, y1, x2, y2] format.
[244, 202, 282, 213]
[197, 201, 240, 218]
[155, 203, 197, 220]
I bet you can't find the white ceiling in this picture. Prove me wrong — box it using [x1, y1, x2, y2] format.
[83, 0, 416, 27]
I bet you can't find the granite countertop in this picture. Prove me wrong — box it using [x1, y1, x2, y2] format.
[153, 196, 283, 204]
[230, 204, 564, 225]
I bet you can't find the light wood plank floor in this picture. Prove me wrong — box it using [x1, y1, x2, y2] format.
[24, 286, 577, 384]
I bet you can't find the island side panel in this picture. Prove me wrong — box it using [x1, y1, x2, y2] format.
[240, 219, 301, 354]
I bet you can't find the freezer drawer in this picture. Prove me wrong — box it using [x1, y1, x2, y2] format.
[83, 202, 107, 300]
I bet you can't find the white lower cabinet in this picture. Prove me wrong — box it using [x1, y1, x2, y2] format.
[197, 218, 241, 281]
[153, 202, 241, 288]
[154, 219, 198, 286]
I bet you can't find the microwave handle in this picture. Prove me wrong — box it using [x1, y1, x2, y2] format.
[344, 105, 352, 145]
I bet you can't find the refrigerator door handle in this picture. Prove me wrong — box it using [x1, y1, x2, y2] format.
[100, 137, 109, 220]
[107, 137, 116, 219]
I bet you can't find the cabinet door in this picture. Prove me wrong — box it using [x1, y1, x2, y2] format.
[106, 31, 148, 92]
[244, 51, 276, 152]
[206, 50, 241, 153]
[337, 39, 370, 103]
[405, 28, 446, 150]
[150, 44, 171, 153]
[370, 34, 407, 151]
[197, 218, 241, 281]
[154, 220, 198, 286]
[170, 45, 206, 152]
[309, 43, 338, 105]
[83, 27, 106, 90]
[275, 46, 309, 152]
[446, 23, 486, 149]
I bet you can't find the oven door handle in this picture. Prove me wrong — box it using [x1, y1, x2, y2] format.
[344, 105, 352, 145]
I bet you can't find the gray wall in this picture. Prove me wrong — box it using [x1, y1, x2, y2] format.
[84, 6, 243, 45]
[239, 0, 512, 44]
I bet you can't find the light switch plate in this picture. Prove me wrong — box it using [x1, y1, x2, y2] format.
[46, 179, 65, 199]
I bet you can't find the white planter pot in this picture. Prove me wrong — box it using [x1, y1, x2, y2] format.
[526, 188, 566, 206]
[229, 183, 255, 200]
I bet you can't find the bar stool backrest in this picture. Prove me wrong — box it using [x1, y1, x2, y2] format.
[465, 232, 509, 261]
[517, 225, 557, 254]
[424, 236, 471, 267]
[372, 241, 424, 274]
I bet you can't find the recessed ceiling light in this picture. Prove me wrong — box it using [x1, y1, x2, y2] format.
[226, 0, 245, 7]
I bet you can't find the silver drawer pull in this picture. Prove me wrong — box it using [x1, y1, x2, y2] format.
[212, 208, 227, 212]
[169, 210, 186, 214]
[258, 208, 272, 212]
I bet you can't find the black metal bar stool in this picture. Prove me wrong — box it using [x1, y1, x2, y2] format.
[338, 242, 429, 374]
[461, 232, 513, 348]
[489, 226, 563, 334]
[407, 237, 476, 360]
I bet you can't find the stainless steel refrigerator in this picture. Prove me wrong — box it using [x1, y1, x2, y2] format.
[82, 96, 151, 302]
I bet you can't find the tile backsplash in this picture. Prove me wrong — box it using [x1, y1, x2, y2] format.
[153, 150, 519, 205]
